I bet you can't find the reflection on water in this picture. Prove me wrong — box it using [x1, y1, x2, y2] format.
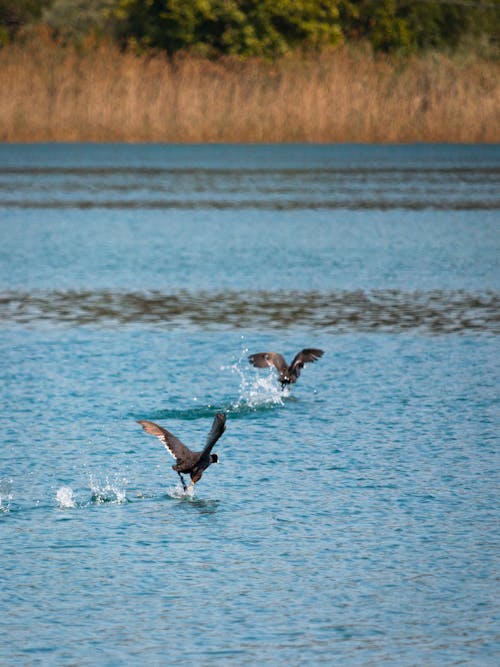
[0, 165, 498, 210]
[1, 289, 498, 333]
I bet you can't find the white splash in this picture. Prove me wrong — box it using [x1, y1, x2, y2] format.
[167, 482, 195, 500]
[56, 486, 76, 509]
[0, 478, 13, 513]
[223, 347, 286, 409]
[89, 474, 127, 504]
[240, 373, 289, 407]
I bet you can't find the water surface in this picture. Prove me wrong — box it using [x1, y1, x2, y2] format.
[0, 144, 499, 666]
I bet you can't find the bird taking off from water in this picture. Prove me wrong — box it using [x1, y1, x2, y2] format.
[137, 413, 226, 491]
[248, 348, 324, 389]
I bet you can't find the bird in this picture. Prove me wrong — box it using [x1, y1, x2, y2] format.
[137, 413, 226, 491]
[248, 348, 324, 389]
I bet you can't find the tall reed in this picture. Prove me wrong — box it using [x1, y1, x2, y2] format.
[1, 36, 498, 142]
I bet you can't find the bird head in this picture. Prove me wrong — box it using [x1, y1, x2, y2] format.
[211, 453, 219, 464]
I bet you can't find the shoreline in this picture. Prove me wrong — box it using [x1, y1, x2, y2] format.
[2, 140, 499, 145]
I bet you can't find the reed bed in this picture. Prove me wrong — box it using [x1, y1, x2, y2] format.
[1, 37, 498, 143]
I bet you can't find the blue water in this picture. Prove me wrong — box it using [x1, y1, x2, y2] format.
[0, 144, 499, 666]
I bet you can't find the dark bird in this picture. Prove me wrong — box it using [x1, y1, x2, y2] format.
[137, 413, 226, 491]
[248, 348, 324, 389]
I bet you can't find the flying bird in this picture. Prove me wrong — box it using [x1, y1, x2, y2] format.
[137, 413, 226, 491]
[248, 348, 324, 389]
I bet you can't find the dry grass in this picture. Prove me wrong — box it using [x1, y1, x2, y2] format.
[1, 35, 499, 143]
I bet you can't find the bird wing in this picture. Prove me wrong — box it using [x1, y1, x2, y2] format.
[248, 352, 288, 374]
[289, 348, 324, 379]
[137, 420, 192, 460]
[202, 412, 226, 455]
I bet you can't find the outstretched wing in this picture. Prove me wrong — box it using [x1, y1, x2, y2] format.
[248, 352, 288, 375]
[289, 348, 324, 380]
[137, 420, 192, 460]
[202, 412, 226, 455]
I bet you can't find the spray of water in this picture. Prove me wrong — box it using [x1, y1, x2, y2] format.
[0, 478, 13, 513]
[167, 482, 195, 500]
[89, 474, 127, 504]
[56, 486, 76, 509]
[222, 345, 287, 411]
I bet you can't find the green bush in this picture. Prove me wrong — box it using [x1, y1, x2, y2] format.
[1, 0, 498, 57]
[114, 0, 342, 57]
[0, 0, 49, 44]
[41, 0, 117, 43]
[339, 0, 500, 55]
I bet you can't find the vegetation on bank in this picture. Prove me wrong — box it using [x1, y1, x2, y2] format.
[1, 36, 498, 143]
[0, 1, 498, 143]
[0, 0, 498, 58]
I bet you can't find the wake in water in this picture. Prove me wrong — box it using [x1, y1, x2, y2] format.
[140, 346, 289, 423]
[55, 479, 198, 508]
[55, 474, 128, 509]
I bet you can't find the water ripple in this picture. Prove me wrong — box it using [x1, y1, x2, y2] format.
[3, 199, 497, 211]
[1, 289, 498, 333]
[0, 164, 498, 210]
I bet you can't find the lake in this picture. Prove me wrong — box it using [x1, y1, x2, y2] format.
[0, 143, 499, 666]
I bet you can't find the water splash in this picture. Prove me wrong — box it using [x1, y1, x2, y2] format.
[56, 486, 76, 509]
[167, 482, 195, 500]
[140, 346, 288, 424]
[0, 478, 13, 513]
[89, 475, 127, 504]
[224, 347, 287, 411]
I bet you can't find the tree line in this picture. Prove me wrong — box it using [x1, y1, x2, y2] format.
[1, 0, 498, 57]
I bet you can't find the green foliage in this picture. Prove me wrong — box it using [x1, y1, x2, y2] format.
[114, 0, 341, 57]
[41, 0, 118, 43]
[339, 0, 500, 55]
[403, 0, 500, 53]
[1, 0, 499, 57]
[0, 0, 49, 44]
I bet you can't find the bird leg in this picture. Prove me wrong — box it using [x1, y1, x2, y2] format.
[177, 472, 187, 492]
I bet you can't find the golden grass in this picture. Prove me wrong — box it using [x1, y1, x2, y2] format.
[1, 36, 499, 143]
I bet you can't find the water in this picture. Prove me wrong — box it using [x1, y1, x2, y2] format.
[0, 143, 499, 666]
